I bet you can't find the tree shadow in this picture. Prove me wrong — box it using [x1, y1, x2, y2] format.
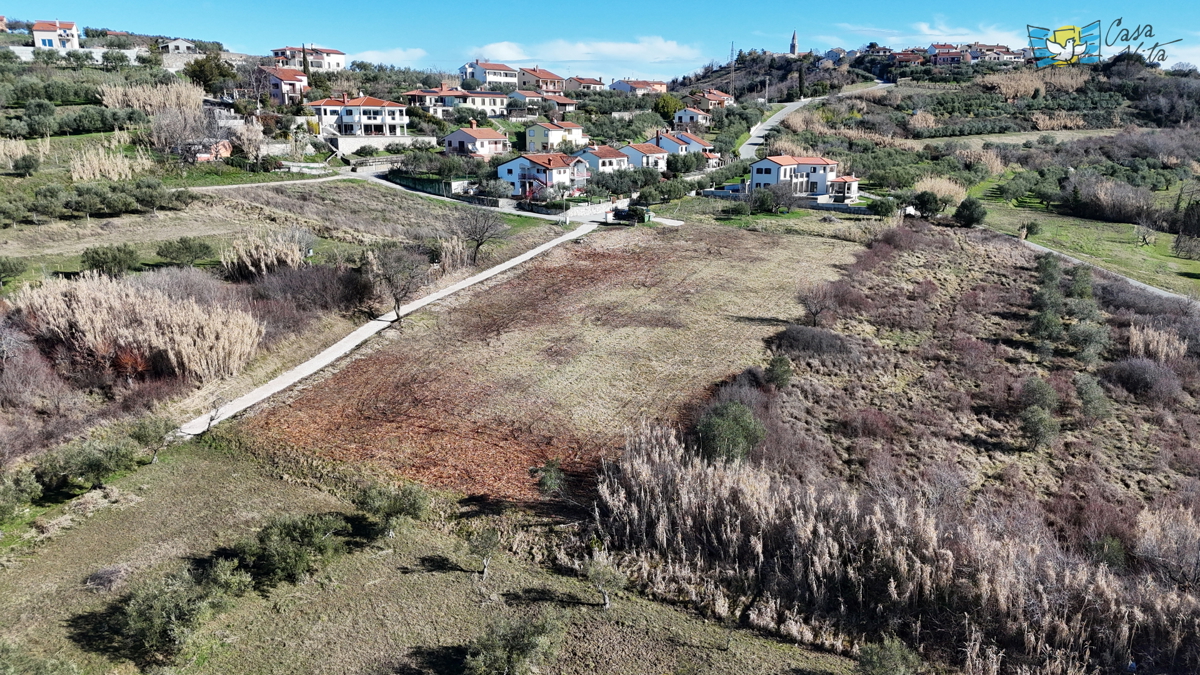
[64, 602, 139, 666]
[404, 645, 469, 674]
[398, 554, 468, 574]
[501, 586, 594, 607]
[457, 494, 510, 519]
[727, 314, 792, 326]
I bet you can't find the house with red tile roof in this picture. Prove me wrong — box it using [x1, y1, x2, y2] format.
[305, 93, 408, 137]
[927, 43, 958, 55]
[32, 20, 78, 49]
[565, 77, 605, 92]
[673, 131, 715, 155]
[932, 51, 970, 66]
[459, 60, 519, 87]
[609, 79, 667, 96]
[518, 67, 565, 93]
[497, 153, 589, 198]
[527, 121, 588, 152]
[260, 66, 309, 105]
[674, 107, 712, 128]
[620, 143, 669, 170]
[402, 84, 509, 118]
[749, 155, 856, 202]
[687, 88, 735, 111]
[646, 131, 693, 155]
[272, 45, 346, 71]
[574, 145, 631, 173]
[442, 120, 512, 158]
[541, 93, 579, 112]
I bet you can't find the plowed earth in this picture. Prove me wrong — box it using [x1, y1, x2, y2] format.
[250, 224, 858, 500]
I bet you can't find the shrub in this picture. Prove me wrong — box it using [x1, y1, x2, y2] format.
[81, 244, 140, 277]
[13, 154, 39, 177]
[1022, 221, 1043, 237]
[1020, 377, 1059, 412]
[119, 569, 233, 659]
[33, 439, 140, 491]
[858, 636, 922, 675]
[0, 467, 42, 522]
[727, 201, 751, 216]
[775, 325, 852, 359]
[911, 190, 945, 218]
[353, 144, 379, 157]
[464, 615, 562, 675]
[1074, 373, 1110, 422]
[581, 551, 626, 609]
[843, 408, 896, 439]
[1064, 297, 1102, 322]
[765, 355, 792, 388]
[529, 458, 565, 497]
[866, 197, 897, 218]
[1019, 405, 1060, 449]
[1032, 287, 1064, 312]
[1035, 253, 1061, 286]
[232, 513, 347, 588]
[1067, 265, 1093, 299]
[156, 237, 214, 266]
[696, 401, 765, 462]
[1031, 309, 1063, 340]
[1103, 358, 1183, 404]
[353, 483, 429, 537]
[1067, 321, 1111, 363]
[0, 257, 27, 289]
[953, 196, 987, 227]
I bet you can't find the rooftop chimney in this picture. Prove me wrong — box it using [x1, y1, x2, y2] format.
[470, 118, 477, 128]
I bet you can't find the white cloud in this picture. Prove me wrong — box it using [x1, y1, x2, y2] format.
[466, 36, 704, 81]
[907, 19, 1025, 48]
[347, 47, 427, 66]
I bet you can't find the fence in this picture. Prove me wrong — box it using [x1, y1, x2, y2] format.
[383, 174, 470, 197]
[698, 190, 871, 215]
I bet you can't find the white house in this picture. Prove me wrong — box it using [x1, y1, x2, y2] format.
[459, 60, 519, 87]
[403, 85, 508, 119]
[518, 67, 565, 93]
[442, 122, 512, 158]
[565, 77, 605, 92]
[32, 20, 79, 49]
[620, 143, 668, 170]
[541, 94, 579, 112]
[526, 122, 588, 152]
[647, 131, 691, 155]
[673, 131, 715, 155]
[749, 155, 857, 202]
[509, 90, 544, 105]
[609, 79, 666, 96]
[261, 66, 309, 106]
[159, 38, 196, 54]
[497, 153, 589, 198]
[304, 94, 409, 137]
[574, 145, 630, 174]
[272, 46, 346, 71]
[674, 107, 712, 128]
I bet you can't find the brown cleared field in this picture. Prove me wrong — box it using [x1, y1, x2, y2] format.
[247, 223, 859, 500]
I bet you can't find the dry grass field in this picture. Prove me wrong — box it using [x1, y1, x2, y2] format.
[247, 223, 859, 500]
[0, 442, 855, 675]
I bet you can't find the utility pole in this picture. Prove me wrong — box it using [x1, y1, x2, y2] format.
[766, 75, 770, 104]
[729, 42, 735, 97]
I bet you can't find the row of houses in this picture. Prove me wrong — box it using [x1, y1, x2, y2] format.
[864, 42, 1028, 66]
[456, 60, 674, 97]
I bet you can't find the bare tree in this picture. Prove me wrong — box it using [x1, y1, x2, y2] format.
[149, 106, 207, 153]
[769, 182, 804, 213]
[454, 207, 510, 265]
[371, 246, 429, 316]
[232, 117, 265, 162]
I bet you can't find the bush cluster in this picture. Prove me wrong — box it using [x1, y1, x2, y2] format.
[1, 178, 194, 227]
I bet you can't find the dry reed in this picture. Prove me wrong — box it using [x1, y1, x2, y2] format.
[98, 82, 205, 114]
[0, 139, 28, 169]
[596, 425, 1200, 673]
[979, 69, 1090, 100]
[955, 148, 1006, 175]
[913, 175, 968, 205]
[1030, 112, 1087, 131]
[12, 273, 262, 381]
[69, 145, 154, 181]
[1129, 324, 1188, 362]
[221, 229, 310, 281]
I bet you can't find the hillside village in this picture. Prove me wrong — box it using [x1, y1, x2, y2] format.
[5, 9, 1200, 675]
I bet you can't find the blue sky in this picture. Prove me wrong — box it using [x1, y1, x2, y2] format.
[13, 1, 1200, 81]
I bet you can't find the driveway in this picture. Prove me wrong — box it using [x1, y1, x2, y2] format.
[738, 82, 892, 160]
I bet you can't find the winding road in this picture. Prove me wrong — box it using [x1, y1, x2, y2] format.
[738, 82, 893, 160]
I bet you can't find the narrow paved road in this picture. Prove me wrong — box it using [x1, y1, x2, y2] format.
[178, 220, 602, 436]
[739, 82, 893, 160]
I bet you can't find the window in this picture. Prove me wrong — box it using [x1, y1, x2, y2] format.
[507, 168, 513, 175]
[41, 38, 54, 47]
[755, 167, 762, 174]
[763, 167, 772, 175]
